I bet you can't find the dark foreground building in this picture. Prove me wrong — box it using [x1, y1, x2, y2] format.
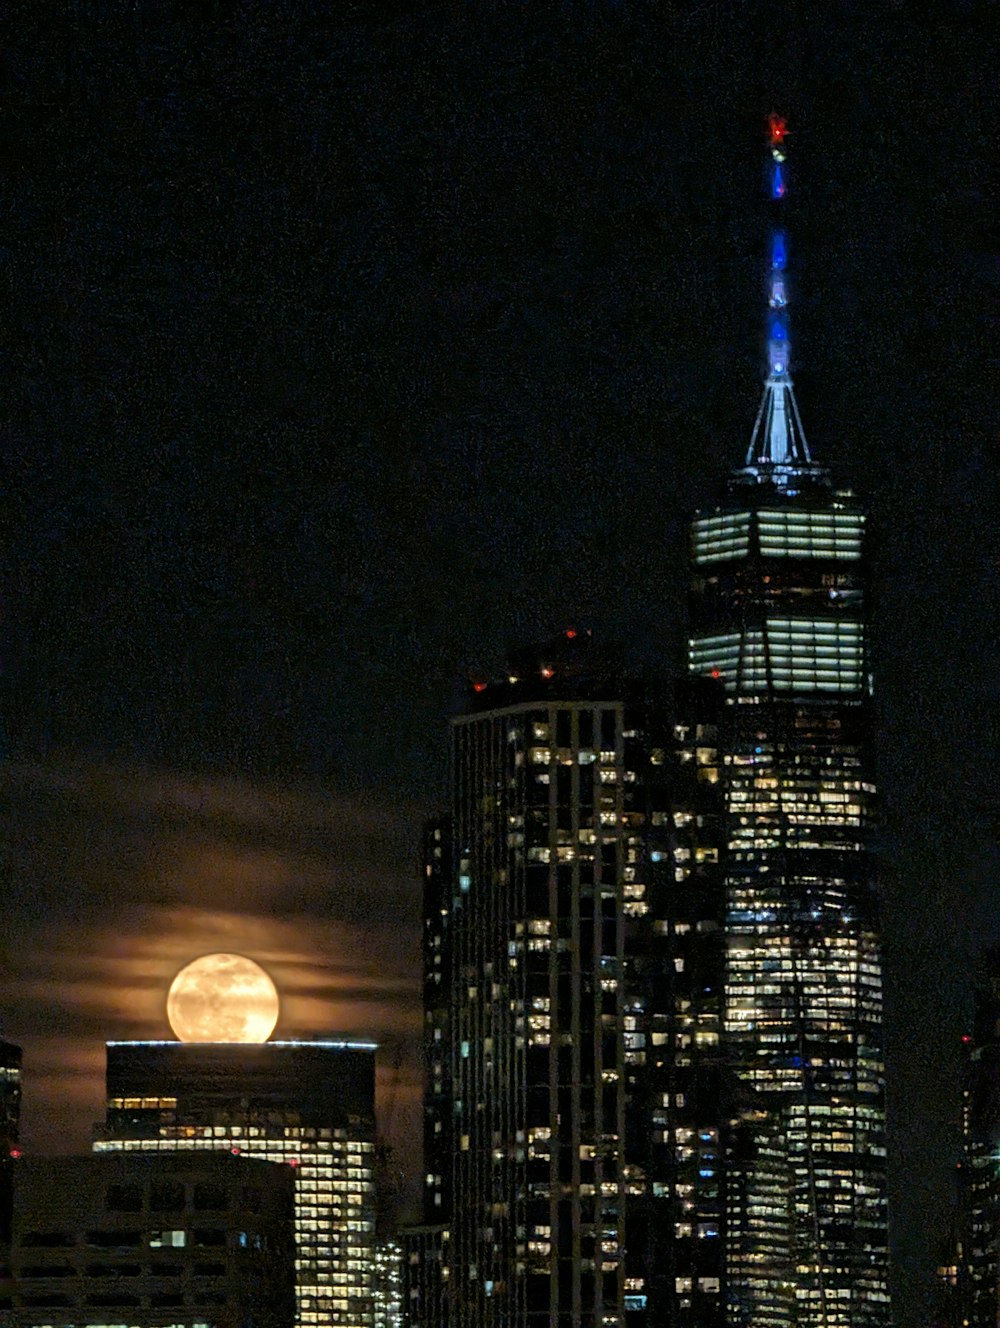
[0, 1039, 23, 1246]
[94, 1039, 377, 1328]
[5, 1150, 295, 1327]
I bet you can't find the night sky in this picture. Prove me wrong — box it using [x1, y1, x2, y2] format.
[4, 3, 999, 1323]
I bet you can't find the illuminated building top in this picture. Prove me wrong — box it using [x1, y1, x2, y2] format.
[107, 1039, 378, 1050]
[96, 1038, 377, 1328]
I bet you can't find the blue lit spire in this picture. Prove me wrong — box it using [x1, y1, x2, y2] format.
[741, 115, 822, 487]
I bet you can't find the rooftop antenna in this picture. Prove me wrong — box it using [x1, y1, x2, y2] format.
[740, 114, 824, 488]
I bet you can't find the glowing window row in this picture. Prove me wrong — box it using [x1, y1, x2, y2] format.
[690, 622, 864, 693]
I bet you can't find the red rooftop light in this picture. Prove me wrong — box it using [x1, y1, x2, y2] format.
[473, 681, 487, 693]
[711, 669, 721, 679]
[565, 628, 577, 639]
[769, 114, 787, 144]
[541, 667, 554, 679]
[10, 1148, 22, 1159]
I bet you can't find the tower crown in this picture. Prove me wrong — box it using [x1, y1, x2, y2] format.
[735, 115, 828, 492]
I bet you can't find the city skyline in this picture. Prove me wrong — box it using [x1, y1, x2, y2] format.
[413, 108, 889, 1326]
[4, 5, 998, 1326]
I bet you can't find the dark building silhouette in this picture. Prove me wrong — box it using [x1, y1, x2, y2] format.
[621, 677, 731, 1326]
[400, 823, 455, 1327]
[5, 1150, 295, 1327]
[94, 1038, 377, 1328]
[402, 1224, 450, 1328]
[0, 1039, 22, 1247]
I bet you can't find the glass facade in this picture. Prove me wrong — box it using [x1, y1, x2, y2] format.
[693, 509, 864, 567]
[402, 1224, 450, 1328]
[435, 637, 731, 1328]
[689, 480, 889, 1327]
[449, 686, 632, 1327]
[93, 1041, 377, 1328]
[690, 618, 864, 694]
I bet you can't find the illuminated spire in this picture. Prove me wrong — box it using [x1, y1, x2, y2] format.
[740, 115, 823, 488]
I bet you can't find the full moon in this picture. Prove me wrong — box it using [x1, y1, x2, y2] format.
[166, 953, 280, 1043]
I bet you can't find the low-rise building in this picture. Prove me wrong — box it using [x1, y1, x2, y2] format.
[5, 1150, 295, 1327]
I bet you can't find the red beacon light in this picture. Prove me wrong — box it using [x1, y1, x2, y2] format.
[962, 1035, 973, 1045]
[231, 1146, 241, 1155]
[288, 1158, 300, 1169]
[711, 669, 721, 679]
[472, 681, 487, 694]
[541, 667, 554, 679]
[9, 1147, 22, 1159]
[565, 628, 577, 639]
[768, 114, 787, 145]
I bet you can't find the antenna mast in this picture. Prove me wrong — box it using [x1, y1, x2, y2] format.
[741, 114, 822, 485]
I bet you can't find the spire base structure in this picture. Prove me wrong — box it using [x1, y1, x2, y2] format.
[735, 370, 828, 490]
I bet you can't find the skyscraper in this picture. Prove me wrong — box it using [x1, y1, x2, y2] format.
[686, 117, 888, 1325]
[446, 635, 638, 1328]
[93, 1039, 377, 1328]
[373, 1237, 405, 1328]
[435, 634, 731, 1327]
[402, 1222, 450, 1328]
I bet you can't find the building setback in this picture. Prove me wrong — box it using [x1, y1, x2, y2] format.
[5, 1150, 295, 1327]
[93, 1039, 377, 1328]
